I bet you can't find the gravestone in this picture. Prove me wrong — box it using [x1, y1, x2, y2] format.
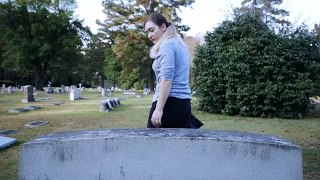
[61, 85, 66, 93]
[2, 84, 5, 89]
[70, 89, 81, 101]
[19, 129, 302, 180]
[25, 121, 48, 128]
[22, 85, 35, 103]
[114, 98, 122, 106]
[8, 86, 15, 93]
[38, 97, 52, 101]
[101, 89, 112, 97]
[106, 99, 114, 109]
[20, 86, 24, 92]
[24, 106, 41, 110]
[136, 94, 142, 98]
[46, 87, 54, 94]
[81, 87, 85, 92]
[124, 90, 137, 95]
[0, 130, 19, 136]
[8, 108, 29, 113]
[99, 100, 111, 112]
[33, 92, 39, 96]
[0, 136, 16, 149]
[48, 102, 64, 106]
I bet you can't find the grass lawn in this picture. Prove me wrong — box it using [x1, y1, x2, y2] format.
[0, 90, 319, 180]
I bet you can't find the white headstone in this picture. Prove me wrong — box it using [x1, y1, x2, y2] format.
[61, 85, 66, 93]
[70, 89, 81, 101]
[8, 86, 15, 93]
[22, 85, 35, 103]
[20, 86, 24, 92]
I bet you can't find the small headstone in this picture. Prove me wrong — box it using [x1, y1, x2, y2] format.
[38, 97, 52, 100]
[1, 84, 5, 89]
[0, 136, 16, 149]
[8, 108, 29, 113]
[99, 100, 111, 112]
[81, 87, 85, 92]
[0, 130, 19, 136]
[70, 85, 77, 90]
[136, 94, 142, 98]
[102, 89, 112, 97]
[22, 85, 35, 103]
[25, 121, 48, 128]
[20, 86, 24, 92]
[46, 87, 54, 94]
[48, 102, 64, 106]
[61, 85, 66, 93]
[106, 99, 114, 109]
[70, 89, 81, 101]
[33, 93, 39, 96]
[24, 106, 41, 110]
[7, 86, 15, 93]
[114, 98, 122, 106]
[124, 90, 137, 95]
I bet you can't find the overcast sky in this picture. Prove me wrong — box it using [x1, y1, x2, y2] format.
[74, 0, 320, 36]
[1, 0, 316, 37]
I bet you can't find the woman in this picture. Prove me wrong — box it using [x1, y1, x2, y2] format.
[145, 13, 203, 128]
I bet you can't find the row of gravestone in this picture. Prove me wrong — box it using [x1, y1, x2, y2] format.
[99, 98, 122, 112]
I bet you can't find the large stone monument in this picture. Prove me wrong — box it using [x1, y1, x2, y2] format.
[19, 129, 302, 180]
[22, 85, 35, 103]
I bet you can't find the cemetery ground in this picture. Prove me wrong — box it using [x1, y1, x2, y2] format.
[0, 91, 319, 180]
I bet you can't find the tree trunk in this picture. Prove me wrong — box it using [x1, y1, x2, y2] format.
[35, 61, 48, 91]
[35, 70, 45, 91]
[100, 74, 105, 88]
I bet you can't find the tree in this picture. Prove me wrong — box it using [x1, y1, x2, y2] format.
[193, 10, 320, 118]
[0, 0, 90, 90]
[82, 33, 109, 88]
[98, 0, 194, 90]
[239, 0, 290, 28]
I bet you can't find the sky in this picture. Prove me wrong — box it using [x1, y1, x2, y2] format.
[74, 0, 320, 37]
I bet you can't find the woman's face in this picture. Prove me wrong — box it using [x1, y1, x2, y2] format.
[145, 21, 166, 44]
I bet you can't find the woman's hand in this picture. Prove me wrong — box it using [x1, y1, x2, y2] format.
[151, 109, 163, 128]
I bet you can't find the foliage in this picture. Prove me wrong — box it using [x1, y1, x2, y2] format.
[99, 0, 194, 89]
[193, 10, 320, 118]
[0, 0, 90, 90]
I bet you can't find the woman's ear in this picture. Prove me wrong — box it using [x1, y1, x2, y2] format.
[160, 23, 167, 32]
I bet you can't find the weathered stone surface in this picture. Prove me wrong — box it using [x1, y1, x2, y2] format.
[19, 129, 302, 180]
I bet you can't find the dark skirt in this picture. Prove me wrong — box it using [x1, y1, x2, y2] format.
[147, 97, 203, 128]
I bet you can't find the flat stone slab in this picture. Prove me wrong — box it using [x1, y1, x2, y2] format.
[8, 108, 29, 113]
[0, 136, 16, 148]
[0, 129, 19, 136]
[47, 102, 64, 106]
[24, 106, 41, 110]
[25, 121, 48, 128]
[19, 129, 302, 180]
[33, 93, 39, 96]
[38, 97, 52, 100]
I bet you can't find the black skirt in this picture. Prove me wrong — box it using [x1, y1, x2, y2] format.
[147, 97, 203, 128]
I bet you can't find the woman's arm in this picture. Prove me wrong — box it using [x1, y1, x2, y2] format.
[151, 80, 172, 127]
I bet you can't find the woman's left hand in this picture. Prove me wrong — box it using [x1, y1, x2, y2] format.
[151, 109, 163, 128]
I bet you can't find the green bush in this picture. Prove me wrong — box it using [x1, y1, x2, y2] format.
[133, 81, 143, 90]
[193, 11, 320, 118]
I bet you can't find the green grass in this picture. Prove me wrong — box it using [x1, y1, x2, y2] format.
[0, 91, 319, 179]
